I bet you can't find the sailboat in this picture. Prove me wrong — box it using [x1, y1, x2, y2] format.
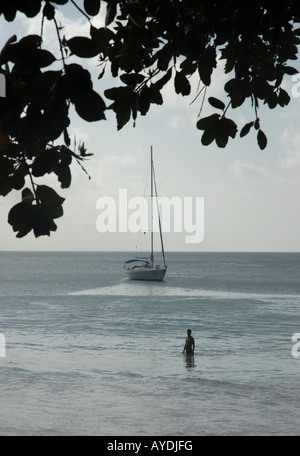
[124, 147, 167, 281]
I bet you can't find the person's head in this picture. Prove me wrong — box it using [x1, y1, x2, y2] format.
[187, 329, 192, 336]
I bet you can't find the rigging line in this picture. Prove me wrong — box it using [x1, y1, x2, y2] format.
[152, 158, 166, 267]
[150, 146, 154, 266]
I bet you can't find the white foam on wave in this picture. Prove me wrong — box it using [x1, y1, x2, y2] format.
[68, 282, 300, 303]
[69, 283, 198, 297]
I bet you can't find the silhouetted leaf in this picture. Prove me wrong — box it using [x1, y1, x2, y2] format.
[90, 25, 114, 56]
[8, 35, 56, 68]
[198, 46, 217, 86]
[36, 70, 62, 94]
[67, 37, 99, 58]
[277, 88, 290, 107]
[283, 66, 298, 75]
[43, 3, 55, 20]
[54, 162, 71, 188]
[215, 117, 237, 148]
[138, 85, 151, 115]
[84, 0, 100, 16]
[64, 64, 93, 95]
[254, 118, 260, 130]
[0, 171, 13, 196]
[155, 43, 173, 71]
[0, 4, 18, 21]
[154, 68, 172, 90]
[22, 188, 34, 202]
[98, 67, 105, 79]
[104, 86, 125, 100]
[120, 73, 145, 86]
[32, 205, 55, 237]
[105, 0, 117, 26]
[8, 201, 35, 238]
[73, 90, 106, 121]
[174, 71, 191, 96]
[19, 0, 43, 17]
[10, 171, 25, 190]
[63, 128, 70, 147]
[36, 50, 56, 67]
[148, 85, 163, 105]
[257, 129, 267, 150]
[240, 121, 254, 138]
[32, 148, 60, 177]
[0, 34, 17, 64]
[106, 86, 134, 129]
[42, 97, 70, 142]
[180, 58, 197, 76]
[196, 113, 220, 130]
[201, 127, 217, 146]
[116, 106, 131, 130]
[36, 184, 65, 208]
[127, 3, 147, 27]
[208, 97, 225, 110]
[216, 135, 228, 148]
[225, 78, 246, 108]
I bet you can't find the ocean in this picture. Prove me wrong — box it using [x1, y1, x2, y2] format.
[0, 251, 299, 436]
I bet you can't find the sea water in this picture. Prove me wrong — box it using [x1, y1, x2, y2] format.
[0, 251, 299, 436]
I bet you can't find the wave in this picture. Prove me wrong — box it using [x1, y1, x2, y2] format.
[68, 282, 300, 303]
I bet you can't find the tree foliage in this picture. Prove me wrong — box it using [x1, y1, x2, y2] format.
[0, 0, 299, 238]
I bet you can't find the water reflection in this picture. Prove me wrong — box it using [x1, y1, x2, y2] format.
[183, 354, 196, 368]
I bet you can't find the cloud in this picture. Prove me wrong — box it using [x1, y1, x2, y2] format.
[280, 127, 300, 170]
[283, 153, 300, 169]
[281, 150, 300, 170]
[25, 4, 106, 38]
[230, 160, 269, 180]
[166, 115, 185, 129]
[0, 7, 106, 73]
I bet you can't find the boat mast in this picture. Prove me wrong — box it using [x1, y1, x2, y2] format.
[150, 146, 154, 266]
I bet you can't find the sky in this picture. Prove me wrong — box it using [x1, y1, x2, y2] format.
[1, 2, 300, 252]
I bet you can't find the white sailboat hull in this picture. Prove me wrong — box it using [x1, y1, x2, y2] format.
[125, 266, 167, 281]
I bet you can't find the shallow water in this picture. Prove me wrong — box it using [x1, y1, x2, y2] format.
[0, 251, 299, 435]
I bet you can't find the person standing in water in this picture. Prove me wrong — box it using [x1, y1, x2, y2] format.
[182, 329, 195, 355]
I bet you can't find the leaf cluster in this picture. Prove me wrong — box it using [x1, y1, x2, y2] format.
[0, 29, 103, 237]
[93, 0, 299, 149]
[8, 185, 65, 238]
[0, 0, 299, 238]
